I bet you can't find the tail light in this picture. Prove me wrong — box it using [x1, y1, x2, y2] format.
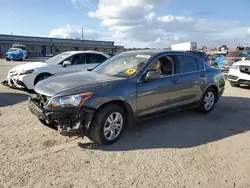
[226, 57, 236, 60]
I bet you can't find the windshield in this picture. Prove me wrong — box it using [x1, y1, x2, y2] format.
[92, 53, 151, 77]
[43, 52, 73, 64]
[8, 48, 21, 52]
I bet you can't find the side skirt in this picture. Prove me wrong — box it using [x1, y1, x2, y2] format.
[136, 102, 199, 122]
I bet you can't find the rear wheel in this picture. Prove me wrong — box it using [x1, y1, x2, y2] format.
[34, 73, 52, 85]
[88, 104, 125, 145]
[230, 81, 240, 87]
[197, 88, 216, 113]
[6, 57, 10, 61]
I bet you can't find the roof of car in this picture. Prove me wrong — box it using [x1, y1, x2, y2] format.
[65, 51, 110, 56]
[120, 49, 199, 56]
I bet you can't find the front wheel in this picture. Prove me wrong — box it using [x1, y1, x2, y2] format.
[197, 88, 216, 113]
[230, 82, 240, 87]
[88, 104, 125, 145]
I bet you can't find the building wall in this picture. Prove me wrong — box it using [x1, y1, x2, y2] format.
[0, 36, 125, 57]
[0, 43, 12, 56]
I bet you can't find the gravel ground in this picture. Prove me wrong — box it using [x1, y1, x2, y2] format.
[0, 59, 250, 188]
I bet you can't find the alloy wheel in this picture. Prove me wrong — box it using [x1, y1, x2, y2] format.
[104, 112, 123, 140]
[203, 91, 215, 111]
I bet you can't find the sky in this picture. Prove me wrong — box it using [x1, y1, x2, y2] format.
[1, 0, 250, 48]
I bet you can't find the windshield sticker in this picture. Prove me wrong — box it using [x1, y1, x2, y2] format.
[136, 54, 151, 59]
[125, 68, 137, 75]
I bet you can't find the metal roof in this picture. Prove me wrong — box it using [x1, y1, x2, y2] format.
[0, 34, 117, 47]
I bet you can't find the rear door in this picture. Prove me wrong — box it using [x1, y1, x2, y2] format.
[176, 54, 206, 104]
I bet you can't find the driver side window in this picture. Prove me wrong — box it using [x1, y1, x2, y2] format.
[148, 55, 175, 76]
[65, 54, 86, 65]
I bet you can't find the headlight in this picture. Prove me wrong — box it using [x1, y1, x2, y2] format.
[49, 92, 94, 109]
[20, 69, 34, 75]
[230, 64, 239, 70]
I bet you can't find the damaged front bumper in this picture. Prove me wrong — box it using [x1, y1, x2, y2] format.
[2, 70, 28, 90]
[27, 96, 95, 137]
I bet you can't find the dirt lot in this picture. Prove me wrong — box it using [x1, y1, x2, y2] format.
[0, 59, 250, 188]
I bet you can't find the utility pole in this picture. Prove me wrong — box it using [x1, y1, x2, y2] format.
[82, 28, 84, 40]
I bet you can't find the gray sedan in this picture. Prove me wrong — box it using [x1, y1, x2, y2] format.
[28, 50, 225, 145]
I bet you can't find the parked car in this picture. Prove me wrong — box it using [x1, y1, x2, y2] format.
[214, 51, 248, 74]
[227, 55, 250, 87]
[28, 50, 225, 145]
[186, 51, 210, 64]
[5, 48, 27, 61]
[12, 44, 29, 59]
[2, 51, 110, 90]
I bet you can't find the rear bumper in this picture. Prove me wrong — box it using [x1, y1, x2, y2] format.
[28, 97, 95, 137]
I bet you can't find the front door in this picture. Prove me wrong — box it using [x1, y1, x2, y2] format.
[58, 54, 89, 74]
[136, 55, 183, 116]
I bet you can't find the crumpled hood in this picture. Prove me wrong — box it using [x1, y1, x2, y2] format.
[10, 62, 49, 72]
[34, 71, 125, 97]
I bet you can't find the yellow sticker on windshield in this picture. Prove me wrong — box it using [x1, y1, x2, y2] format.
[125, 68, 137, 75]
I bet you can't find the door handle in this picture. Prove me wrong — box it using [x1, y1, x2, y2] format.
[171, 79, 179, 84]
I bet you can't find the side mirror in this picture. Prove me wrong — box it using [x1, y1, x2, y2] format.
[241, 57, 246, 61]
[62, 61, 71, 67]
[145, 70, 161, 81]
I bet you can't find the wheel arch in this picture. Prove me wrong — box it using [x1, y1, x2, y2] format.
[34, 72, 53, 85]
[94, 100, 136, 129]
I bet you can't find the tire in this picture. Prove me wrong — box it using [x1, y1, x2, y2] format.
[197, 88, 216, 113]
[6, 57, 10, 61]
[230, 81, 240, 87]
[88, 104, 126, 145]
[34, 73, 52, 85]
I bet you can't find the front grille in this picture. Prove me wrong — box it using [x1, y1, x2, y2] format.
[238, 79, 250, 84]
[228, 75, 238, 80]
[239, 65, 250, 74]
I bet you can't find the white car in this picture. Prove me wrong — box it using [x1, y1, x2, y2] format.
[227, 55, 250, 87]
[4, 51, 110, 90]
